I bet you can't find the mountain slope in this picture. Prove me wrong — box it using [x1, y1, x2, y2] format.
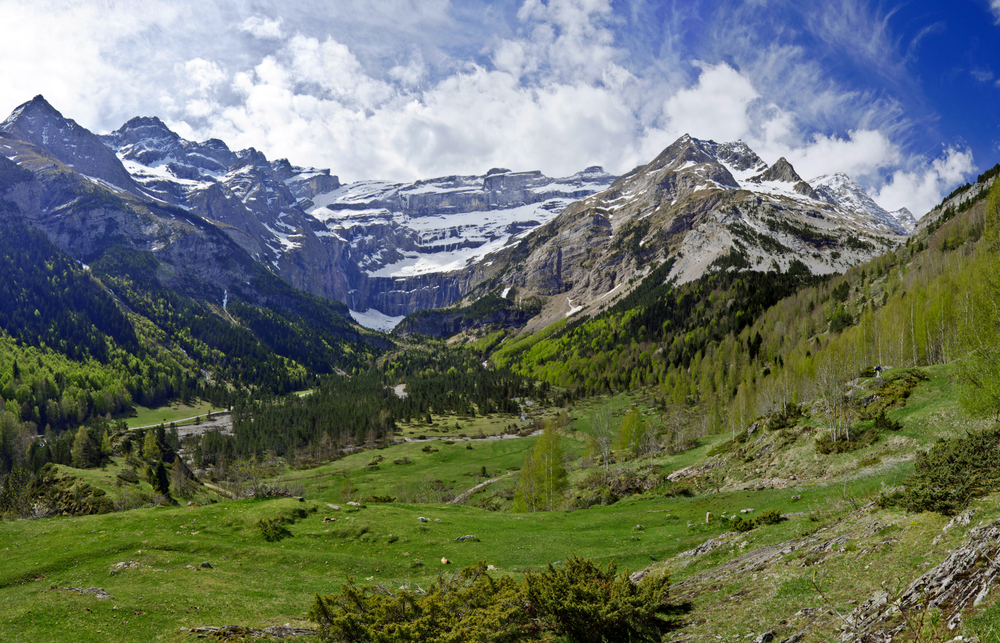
[0, 104, 387, 408]
[439, 135, 905, 333]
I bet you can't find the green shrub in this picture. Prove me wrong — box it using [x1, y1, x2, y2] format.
[873, 411, 904, 431]
[754, 509, 783, 526]
[880, 424, 1000, 515]
[731, 517, 754, 532]
[116, 468, 140, 484]
[706, 440, 733, 457]
[257, 517, 292, 542]
[815, 426, 878, 454]
[309, 557, 677, 643]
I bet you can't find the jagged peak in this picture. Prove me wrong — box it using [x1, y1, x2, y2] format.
[2, 94, 69, 133]
[750, 157, 804, 184]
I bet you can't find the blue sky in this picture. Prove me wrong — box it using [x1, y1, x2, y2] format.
[1, 0, 998, 216]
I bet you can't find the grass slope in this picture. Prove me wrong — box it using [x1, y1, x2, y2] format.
[4, 364, 1000, 642]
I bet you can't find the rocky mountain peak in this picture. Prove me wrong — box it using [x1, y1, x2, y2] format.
[2, 95, 142, 196]
[104, 116, 183, 166]
[811, 173, 909, 235]
[888, 207, 917, 233]
[715, 140, 767, 173]
[750, 157, 803, 183]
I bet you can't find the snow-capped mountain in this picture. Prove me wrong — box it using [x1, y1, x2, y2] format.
[457, 134, 909, 330]
[811, 173, 915, 234]
[308, 167, 614, 280]
[0, 96, 917, 334]
[0, 95, 616, 329]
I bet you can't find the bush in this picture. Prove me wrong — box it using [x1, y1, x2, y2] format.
[815, 426, 878, 454]
[309, 557, 678, 643]
[731, 517, 754, 532]
[880, 424, 1000, 515]
[257, 517, 292, 542]
[116, 468, 140, 484]
[754, 509, 784, 526]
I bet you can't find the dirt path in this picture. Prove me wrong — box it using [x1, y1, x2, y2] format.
[450, 473, 514, 505]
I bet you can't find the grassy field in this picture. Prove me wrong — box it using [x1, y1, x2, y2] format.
[124, 400, 228, 430]
[5, 364, 999, 642]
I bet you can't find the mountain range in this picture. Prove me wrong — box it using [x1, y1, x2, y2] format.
[0, 95, 914, 336]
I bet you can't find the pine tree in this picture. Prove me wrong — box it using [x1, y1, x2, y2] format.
[72, 425, 95, 468]
[152, 460, 170, 496]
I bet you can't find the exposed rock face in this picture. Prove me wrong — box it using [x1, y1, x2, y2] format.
[306, 166, 615, 317]
[750, 157, 803, 184]
[0, 96, 913, 334]
[846, 516, 1000, 640]
[460, 134, 905, 332]
[1, 96, 143, 197]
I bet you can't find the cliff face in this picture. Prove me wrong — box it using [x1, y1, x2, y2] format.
[0, 97, 911, 336]
[438, 135, 906, 334]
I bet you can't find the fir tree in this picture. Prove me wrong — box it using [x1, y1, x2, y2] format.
[152, 460, 170, 496]
[72, 425, 96, 468]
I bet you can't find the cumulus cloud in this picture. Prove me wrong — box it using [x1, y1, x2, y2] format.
[180, 59, 227, 93]
[663, 63, 760, 142]
[239, 16, 284, 40]
[992, 0, 1000, 23]
[0, 0, 976, 220]
[871, 147, 975, 216]
[787, 130, 901, 183]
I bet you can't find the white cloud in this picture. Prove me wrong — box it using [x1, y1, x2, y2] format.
[0, 0, 976, 223]
[992, 0, 1000, 23]
[239, 16, 284, 40]
[787, 130, 901, 184]
[180, 58, 227, 93]
[663, 63, 760, 142]
[971, 68, 995, 83]
[871, 147, 975, 217]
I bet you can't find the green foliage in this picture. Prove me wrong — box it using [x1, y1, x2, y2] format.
[258, 517, 292, 542]
[616, 408, 648, 459]
[956, 178, 1000, 419]
[308, 557, 676, 643]
[881, 424, 1000, 515]
[512, 426, 566, 512]
[142, 429, 162, 462]
[0, 467, 34, 518]
[151, 460, 170, 497]
[731, 509, 783, 532]
[71, 426, 98, 468]
[861, 370, 928, 419]
[754, 509, 784, 525]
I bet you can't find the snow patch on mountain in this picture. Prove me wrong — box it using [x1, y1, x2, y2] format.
[349, 308, 405, 332]
[811, 173, 910, 234]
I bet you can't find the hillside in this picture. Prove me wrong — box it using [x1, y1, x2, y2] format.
[4, 357, 1000, 642]
[3, 100, 1000, 643]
